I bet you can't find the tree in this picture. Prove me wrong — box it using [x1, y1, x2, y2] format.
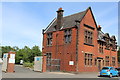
[1, 46, 15, 57]
[1, 45, 42, 64]
[13, 46, 19, 51]
[23, 46, 31, 62]
[29, 45, 42, 63]
[15, 46, 31, 64]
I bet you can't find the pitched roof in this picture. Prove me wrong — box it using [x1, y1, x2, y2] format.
[44, 9, 87, 33]
[111, 35, 116, 41]
[104, 33, 110, 38]
[98, 30, 105, 42]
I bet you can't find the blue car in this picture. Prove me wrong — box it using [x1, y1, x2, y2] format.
[115, 67, 120, 76]
[100, 67, 119, 78]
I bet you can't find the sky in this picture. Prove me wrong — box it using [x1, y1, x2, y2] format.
[1, 2, 118, 50]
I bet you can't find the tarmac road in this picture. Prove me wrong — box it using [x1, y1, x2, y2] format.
[2, 65, 120, 80]
[0, 64, 2, 79]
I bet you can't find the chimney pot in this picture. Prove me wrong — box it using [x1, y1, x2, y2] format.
[58, 7, 62, 11]
[98, 25, 102, 30]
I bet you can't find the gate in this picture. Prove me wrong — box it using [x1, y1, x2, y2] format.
[46, 58, 60, 72]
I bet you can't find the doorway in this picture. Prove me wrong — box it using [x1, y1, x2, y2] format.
[98, 60, 102, 71]
[46, 53, 60, 72]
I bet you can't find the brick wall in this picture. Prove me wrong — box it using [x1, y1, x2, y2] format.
[42, 27, 77, 72]
[118, 63, 120, 67]
[42, 8, 118, 72]
[77, 8, 98, 72]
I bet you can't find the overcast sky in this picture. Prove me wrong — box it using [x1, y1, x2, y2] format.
[1, 2, 118, 50]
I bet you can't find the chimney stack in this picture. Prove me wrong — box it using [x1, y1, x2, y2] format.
[56, 7, 64, 30]
[98, 25, 102, 30]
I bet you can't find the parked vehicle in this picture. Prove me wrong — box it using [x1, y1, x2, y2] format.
[0, 58, 3, 64]
[20, 60, 23, 65]
[100, 67, 119, 78]
[115, 67, 120, 76]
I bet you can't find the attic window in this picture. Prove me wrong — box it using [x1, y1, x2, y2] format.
[54, 25, 57, 30]
[47, 33, 53, 46]
[64, 29, 72, 43]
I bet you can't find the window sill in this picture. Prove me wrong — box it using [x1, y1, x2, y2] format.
[105, 48, 110, 50]
[85, 65, 92, 67]
[64, 42, 71, 44]
[47, 45, 52, 47]
[99, 52, 104, 54]
[112, 49, 116, 52]
[84, 43, 94, 47]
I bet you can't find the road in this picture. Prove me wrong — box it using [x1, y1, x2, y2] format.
[2, 65, 120, 80]
[0, 64, 2, 79]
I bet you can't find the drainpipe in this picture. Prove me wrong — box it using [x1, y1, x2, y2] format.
[110, 47, 112, 66]
[75, 20, 80, 72]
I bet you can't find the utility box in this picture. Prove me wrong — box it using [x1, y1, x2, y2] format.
[34, 56, 43, 72]
[2, 53, 8, 72]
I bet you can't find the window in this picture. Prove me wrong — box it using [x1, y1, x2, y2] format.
[47, 33, 52, 46]
[99, 42, 104, 53]
[46, 53, 52, 66]
[95, 58, 97, 66]
[84, 53, 93, 66]
[102, 67, 109, 70]
[105, 38, 110, 49]
[84, 30, 93, 45]
[111, 40, 116, 51]
[64, 29, 72, 43]
[85, 53, 87, 65]
[103, 60, 104, 66]
[112, 57, 115, 66]
[105, 56, 109, 66]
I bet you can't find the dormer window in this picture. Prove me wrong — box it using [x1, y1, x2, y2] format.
[104, 38, 110, 49]
[104, 33, 110, 50]
[110, 36, 117, 51]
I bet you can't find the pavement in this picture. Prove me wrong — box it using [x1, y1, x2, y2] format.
[0, 64, 2, 79]
[2, 65, 120, 79]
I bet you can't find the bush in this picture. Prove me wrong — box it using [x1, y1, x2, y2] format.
[23, 62, 34, 68]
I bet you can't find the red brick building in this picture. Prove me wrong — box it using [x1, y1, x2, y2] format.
[42, 7, 118, 72]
